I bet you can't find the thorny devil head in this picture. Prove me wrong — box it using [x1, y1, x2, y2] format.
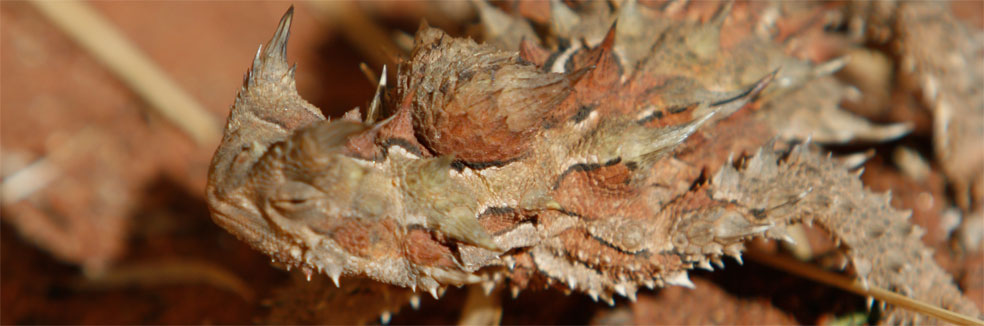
[207, 4, 981, 323]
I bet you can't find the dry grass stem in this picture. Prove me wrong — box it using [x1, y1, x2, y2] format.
[29, 0, 220, 145]
[746, 249, 984, 325]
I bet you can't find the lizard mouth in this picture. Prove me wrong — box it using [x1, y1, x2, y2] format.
[210, 207, 281, 251]
[205, 188, 294, 264]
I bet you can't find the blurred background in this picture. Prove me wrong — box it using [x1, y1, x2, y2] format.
[1, 1, 981, 324]
[0, 2, 462, 323]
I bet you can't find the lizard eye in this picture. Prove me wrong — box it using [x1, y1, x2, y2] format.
[274, 197, 309, 206]
[269, 181, 322, 218]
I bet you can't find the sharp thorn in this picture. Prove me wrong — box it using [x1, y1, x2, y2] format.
[380, 311, 391, 324]
[366, 65, 387, 125]
[711, 256, 725, 269]
[614, 284, 627, 297]
[482, 281, 496, 295]
[252, 44, 263, 69]
[665, 271, 696, 289]
[769, 226, 797, 245]
[380, 65, 388, 86]
[302, 266, 313, 282]
[644, 279, 656, 289]
[268, 6, 294, 60]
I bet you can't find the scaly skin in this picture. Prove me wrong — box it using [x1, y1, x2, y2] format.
[207, 3, 981, 323]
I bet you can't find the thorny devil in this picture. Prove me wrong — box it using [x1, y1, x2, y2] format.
[206, 2, 982, 324]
